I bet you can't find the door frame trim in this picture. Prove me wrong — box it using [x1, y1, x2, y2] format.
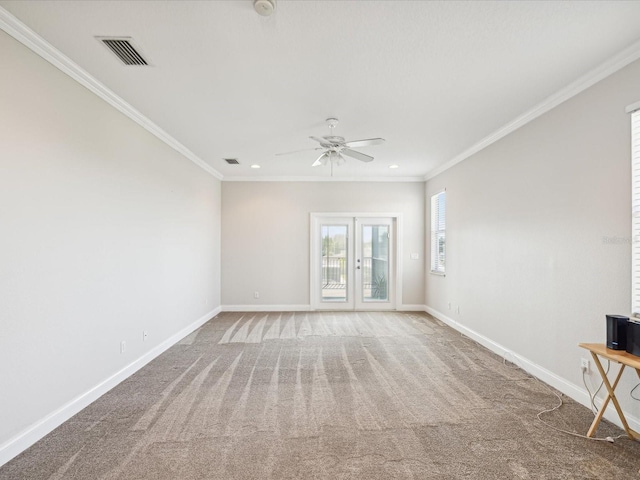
[310, 212, 403, 311]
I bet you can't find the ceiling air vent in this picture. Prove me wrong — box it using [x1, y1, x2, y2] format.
[224, 158, 240, 165]
[97, 37, 148, 66]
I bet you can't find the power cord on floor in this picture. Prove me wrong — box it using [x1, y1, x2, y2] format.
[535, 383, 625, 443]
[501, 351, 626, 444]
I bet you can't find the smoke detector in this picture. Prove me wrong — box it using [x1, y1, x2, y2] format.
[254, 0, 276, 16]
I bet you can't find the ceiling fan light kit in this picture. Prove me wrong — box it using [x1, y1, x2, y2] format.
[277, 117, 385, 175]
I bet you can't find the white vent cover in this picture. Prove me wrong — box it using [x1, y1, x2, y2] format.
[97, 37, 148, 66]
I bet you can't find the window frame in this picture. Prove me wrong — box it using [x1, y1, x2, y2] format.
[629, 105, 640, 316]
[430, 189, 446, 275]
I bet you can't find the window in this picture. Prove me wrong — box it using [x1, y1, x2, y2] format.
[631, 107, 640, 315]
[430, 190, 446, 274]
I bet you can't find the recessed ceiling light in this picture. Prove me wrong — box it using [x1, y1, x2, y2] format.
[389, 164, 399, 169]
[251, 164, 261, 169]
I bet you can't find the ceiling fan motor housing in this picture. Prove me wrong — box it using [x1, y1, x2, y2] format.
[324, 136, 345, 145]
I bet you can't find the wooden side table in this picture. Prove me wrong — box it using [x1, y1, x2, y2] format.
[578, 343, 640, 440]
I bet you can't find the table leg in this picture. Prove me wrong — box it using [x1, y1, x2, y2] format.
[586, 354, 623, 437]
[588, 352, 636, 440]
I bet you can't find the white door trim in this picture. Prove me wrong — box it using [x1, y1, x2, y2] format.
[310, 212, 403, 310]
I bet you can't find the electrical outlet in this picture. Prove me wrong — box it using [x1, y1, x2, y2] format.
[581, 358, 590, 373]
[120, 341, 126, 353]
[143, 331, 148, 342]
[456, 305, 460, 314]
[448, 302, 451, 310]
[254, 291, 260, 299]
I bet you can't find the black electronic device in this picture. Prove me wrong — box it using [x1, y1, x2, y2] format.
[606, 314, 629, 350]
[626, 319, 640, 356]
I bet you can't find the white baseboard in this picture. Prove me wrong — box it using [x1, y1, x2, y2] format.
[424, 305, 640, 435]
[0, 306, 221, 468]
[221, 304, 311, 312]
[221, 305, 427, 312]
[397, 304, 428, 311]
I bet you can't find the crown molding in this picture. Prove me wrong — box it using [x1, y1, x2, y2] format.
[424, 37, 640, 181]
[0, 7, 223, 181]
[222, 175, 426, 182]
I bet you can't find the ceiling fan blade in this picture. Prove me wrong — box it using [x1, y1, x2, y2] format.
[312, 152, 328, 167]
[342, 148, 374, 163]
[275, 147, 322, 156]
[310, 136, 335, 147]
[344, 138, 385, 148]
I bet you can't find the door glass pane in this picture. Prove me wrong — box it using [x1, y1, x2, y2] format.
[362, 225, 389, 302]
[321, 225, 347, 302]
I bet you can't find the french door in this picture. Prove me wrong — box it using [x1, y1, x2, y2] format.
[311, 215, 397, 310]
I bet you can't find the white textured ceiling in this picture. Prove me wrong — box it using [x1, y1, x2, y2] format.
[3, 0, 640, 180]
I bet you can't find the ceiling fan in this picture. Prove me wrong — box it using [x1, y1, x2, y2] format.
[276, 118, 385, 173]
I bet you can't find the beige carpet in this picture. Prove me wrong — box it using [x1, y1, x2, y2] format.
[2, 311, 640, 479]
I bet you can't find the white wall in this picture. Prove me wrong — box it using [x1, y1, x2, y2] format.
[0, 30, 221, 463]
[222, 181, 425, 308]
[426, 58, 640, 423]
